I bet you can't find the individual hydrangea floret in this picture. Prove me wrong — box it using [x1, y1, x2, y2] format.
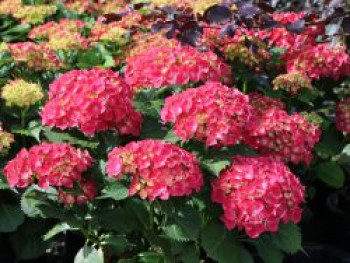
[41, 69, 142, 136]
[244, 109, 321, 165]
[1, 79, 44, 108]
[125, 41, 232, 90]
[272, 72, 313, 95]
[336, 98, 350, 133]
[106, 140, 204, 201]
[161, 82, 252, 147]
[211, 156, 305, 238]
[3, 143, 92, 189]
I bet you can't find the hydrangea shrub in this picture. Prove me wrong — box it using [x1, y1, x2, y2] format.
[0, 0, 349, 262]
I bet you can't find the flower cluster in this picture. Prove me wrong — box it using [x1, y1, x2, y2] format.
[273, 72, 313, 95]
[285, 43, 350, 80]
[41, 69, 142, 136]
[47, 31, 89, 50]
[1, 79, 44, 108]
[245, 109, 321, 165]
[3, 143, 92, 189]
[161, 82, 252, 146]
[89, 21, 129, 44]
[125, 41, 232, 90]
[58, 179, 97, 205]
[8, 42, 63, 71]
[212, 156, 305, 238]
[336, 98, 350, 133]
[222, 37, 270, 71]
[0, 0, 22, 15]
[248, 92, 286, 114]
[106, 140, 203, 200]
[29, 19, 86, 40]
[12, 4, 57, 24]
[272, 12, 305, 24]
[0, 125, 14, 154]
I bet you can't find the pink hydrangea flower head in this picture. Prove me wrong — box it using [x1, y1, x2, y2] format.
[41, 68, 142, 136]
[248, 92, 286, 114]
[161, 82, 252, 147]
[3, 143, 92, 189]
[336, 98, 350, 133]
[285, 43, 350, 80]
[125, 41, 232, 90]
[8, 42, 63, 71]
[106, 140, 204, 201]
[211, 156, 305, 238]
[272, 11, 305, 24]
[244, 109, 321, 165]
[29, 19, 86, 40]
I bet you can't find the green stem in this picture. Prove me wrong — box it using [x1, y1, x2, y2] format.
[242, 80, 248, 94]
[20, 107, 28, 127]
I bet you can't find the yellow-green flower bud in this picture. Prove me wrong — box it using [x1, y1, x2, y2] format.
[1, 79, 44, 108]
[13, 5, 57, 24]
[0, 43, 8, 53]
[0, 128, 14, 154]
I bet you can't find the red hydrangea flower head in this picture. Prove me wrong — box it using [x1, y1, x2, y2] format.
[245, 109, 321, 165]
[125, 41, 232, 90]
[211, 156, 305, 238]
[248, 92, 286, 114]
[41, 68, 142, 136]
[106, 140, 204, 200]
[29, 19, 86, 40]
[58, 178, 97, 205]
[285, 43, 350, 80]
[336, 98, 350, 133]
[161, 82, 252, 147]
[272, 12, 305, 24]
[3, 143, 92, 189]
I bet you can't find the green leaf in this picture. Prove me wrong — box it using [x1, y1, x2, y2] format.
[10, 220, 51, 260]
[0, 204, 25, 232]
[43, 222, 71, 241]
[103, 234, 128, 254]
[74, 246, 104, 263]
[315, 161, 345, 189]
[43, 127, 99, 149]
[20, 187, 46, 218]
[314, 127, 344, 158]
[178, 244, 200, 263]
[272, 223, 302, 254]
[201, 222, 253, 263]
[138, 252, 166, 263]
[163, 205, 201, 242]
[255, 239, 284, 263]
[100, 181, 129, 201]
[95, 208, 138, 233]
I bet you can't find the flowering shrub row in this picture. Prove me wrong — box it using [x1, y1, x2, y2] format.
[0, 0, 348, 262]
